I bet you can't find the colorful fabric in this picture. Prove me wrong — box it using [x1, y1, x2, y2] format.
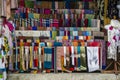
[44, 47, 53, 69]
[105, 23, 120, 59]
[95, 39, 106, 69]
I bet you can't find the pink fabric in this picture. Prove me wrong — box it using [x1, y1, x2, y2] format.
[44, 9, 51, 14]
[56, 47, 64, 70]
[107, 41, 111, 47]
[6, 21, 14, 31]
[109, 26, 113, 30]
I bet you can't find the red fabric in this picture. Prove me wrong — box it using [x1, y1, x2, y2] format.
[19, 0, 25, 8]
[59, 19, 63, 27]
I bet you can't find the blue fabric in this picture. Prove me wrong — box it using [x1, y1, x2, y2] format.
[32, 26, 37, 30]
[44, 48, 52, 53]
[77, 46, 81, 67]
[46, 19, 50, 27]
[0, 68, 6, 72]
[84, 10, 94, 14]
[44, 61, 52, 69]
[40, 42, 45, 47]
[65, 0, 70, 9]
[59, 31, 64, 36]
[50, 31, 52, 38]
[44, 48, 53, 69]
[75, 36, 79, 40]
[28, 13, 34, 19]
[53, 42, 62, 46]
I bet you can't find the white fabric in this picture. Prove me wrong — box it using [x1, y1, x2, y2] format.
[87, 47, 99, 72]
[64, 46, 66, 66]
[71, 46, 74, 65]
[111, 19, 120, 29]
[105, 20, 120, 60]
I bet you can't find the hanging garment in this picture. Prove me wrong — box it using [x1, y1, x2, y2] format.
[87, 47, 99, 72]
[0, 37, 7, 80]
[2, 25, 13, 54]
[105, 20, 120, 60]
[94, 38, 106, 69]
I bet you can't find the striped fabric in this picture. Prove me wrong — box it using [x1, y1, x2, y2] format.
[44, 47, 53, 69]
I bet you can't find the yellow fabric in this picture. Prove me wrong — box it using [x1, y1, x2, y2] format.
[29, 46, 33, 69]
[34, 13, 40, 19]
[104, 0, 110, 25]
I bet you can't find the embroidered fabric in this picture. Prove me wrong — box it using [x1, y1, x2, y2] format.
[105, 20, 120, 60]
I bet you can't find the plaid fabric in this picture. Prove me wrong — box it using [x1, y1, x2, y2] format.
[44, 47, 53, 69]
[42, 19, 51, 27]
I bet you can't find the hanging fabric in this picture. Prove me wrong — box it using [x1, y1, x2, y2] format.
[87, 47, 99, 72]
[44, 47, 53, 69]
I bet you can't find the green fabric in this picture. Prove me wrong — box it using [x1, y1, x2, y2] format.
[25, 0, 34, 8]
[0, 74, 3, 78]
[52, 31, 57, 40]
[80, 47, 87, 70]
[0, 54, 2, 59]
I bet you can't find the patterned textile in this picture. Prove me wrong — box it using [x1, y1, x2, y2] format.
[107, 0, 118, 19]
[87, 47, 99, 72]
[105, 24, 120, 60]
[56, 47, 64, 70]
[95, 39, 106, 69]
[44, 47, 53, 69]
